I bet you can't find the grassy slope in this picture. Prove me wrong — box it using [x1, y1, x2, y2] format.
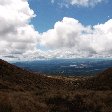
[0, 59, 112, 112]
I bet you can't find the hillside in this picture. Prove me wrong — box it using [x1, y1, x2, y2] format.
[0, 59, 112, 112]
[79, 67, 112, 90]
[0, 59, 72, 91]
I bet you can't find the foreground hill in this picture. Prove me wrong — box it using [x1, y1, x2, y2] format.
[77, 67, 112, 90]
[0, 59, 112, 112]
[0, 59, 72, 91]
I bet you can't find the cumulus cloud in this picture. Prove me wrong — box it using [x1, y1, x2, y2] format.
[0, 0, 39, 60]
[0, 0, 112, 61]
[52, 0, 105, 7]
[41, 17, 112, 58]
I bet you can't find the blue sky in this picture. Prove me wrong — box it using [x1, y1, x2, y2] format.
[1, 0, 112, 61]
[29, 0, 112, 33]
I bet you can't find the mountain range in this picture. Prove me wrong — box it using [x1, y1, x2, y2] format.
[0, 59, 112, 112]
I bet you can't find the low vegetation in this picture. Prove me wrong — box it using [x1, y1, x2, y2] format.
[0, 59, 112, 112]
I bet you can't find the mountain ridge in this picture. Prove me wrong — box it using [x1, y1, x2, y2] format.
[0, 59, 112, 112]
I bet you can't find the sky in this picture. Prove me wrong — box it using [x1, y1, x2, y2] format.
[29, 0, 111, 32]
[0, 0, 112, 61]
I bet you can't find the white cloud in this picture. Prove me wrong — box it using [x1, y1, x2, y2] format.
[0, 0, 112, 61]
[52, 0, 105, 7]
[0, 0, 39, 58]
[41, 17, 112, 58]
[70, 0, 104, 7]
